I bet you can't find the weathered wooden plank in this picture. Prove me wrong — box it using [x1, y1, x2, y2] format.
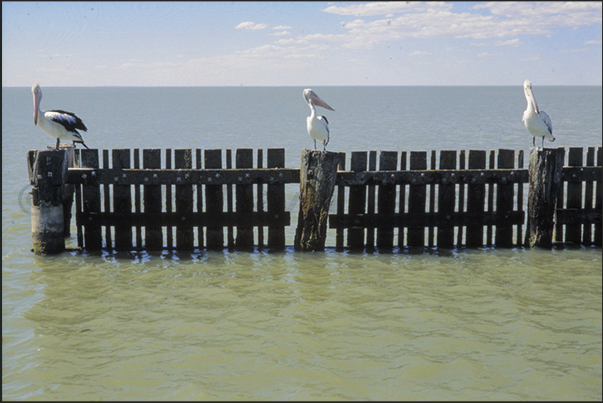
[165, 149, 173, 249]
[75, 157, 84, 249]
[66, 167, 543, 186]
[595, 147, 602, 246]
[516, 150, 525, 247]
[495, 149, 515, 247]
[102, 150, 112, 249]
[377, 151, 398, 250]
[556, 209, 601, 225]
[565, 147, 583, 243]
[428, 150, 436, 247]
[204, 149, 224, 249]
[437, 150, 457, 248]
[486, 150, 495, 246]
[267, 148, 286, 250]
[143, 149, 162, 250]
[175, 149, 194, 250]
[335, 152, 347, 251]
[583, 147, 595, 244]
[226, 149, 235, 247]
[457, 150, 466, 246]
[332, 169, 529, 186]
[196, 149, 204, 248]
[236, 149, 254, 249]
[61, 146, 77, 238]
[408, 151, 427, 247]
[397, 151, 407, 248]
[466, 150, 486, 247]
[554, 147, 567, 243]
[366, 151, 377, 251]
[133, 149, 142, 249]
[348, 152, 367, 249]
[330, 211, 525, 229]
[77, 211, 291, 227]
[257, 149, 265, 248]
[112, 149, 132, 250]
[81, 149, 102, 250]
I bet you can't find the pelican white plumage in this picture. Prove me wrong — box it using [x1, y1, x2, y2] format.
[303, 88, 335, 150]
[522, 79, 554, 148]
[32, 83, 89, 149]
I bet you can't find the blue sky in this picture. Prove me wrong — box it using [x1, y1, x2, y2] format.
[2, 1, 602, 86]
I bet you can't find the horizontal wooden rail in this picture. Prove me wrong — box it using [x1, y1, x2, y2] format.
[68, 168, 300, 185]
[67, 166, 599, 187]
[330, 211, 525, 229]
[76, 211, 291, 227]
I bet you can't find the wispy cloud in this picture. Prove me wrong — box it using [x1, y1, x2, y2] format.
[495, 39, 521, 47]
[408, 51, 430, 56]
[320, 1, 602, 50]
[323, 2, 448, 17]
[585, 39, 602, 44]
[235, 21, 268, 30]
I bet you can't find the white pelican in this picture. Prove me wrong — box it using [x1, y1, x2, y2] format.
[303, 88, 335, 150]
[522, 79, 554, 148]
[32, 83, 89, 149]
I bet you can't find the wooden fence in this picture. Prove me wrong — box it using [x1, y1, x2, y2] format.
[68, 148, 298, 251]
[330, 147, 601, 250]
[28, 146, 601, 253]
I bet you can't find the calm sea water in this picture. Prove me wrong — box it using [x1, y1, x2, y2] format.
[2, 86, 602, 400]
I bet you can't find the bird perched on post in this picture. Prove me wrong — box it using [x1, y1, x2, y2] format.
[303, 88, 335, 150]
[522, 79, 554, 149]
[32, 83, 89, 149]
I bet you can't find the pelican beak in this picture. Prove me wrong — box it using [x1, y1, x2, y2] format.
[33, 91, 40, 125]
[525, 85, 540, 115]
[310, 91, 335, 111]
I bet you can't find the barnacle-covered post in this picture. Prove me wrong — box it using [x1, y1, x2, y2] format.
[294, 149, 339, 251]
[27, 147, 73, 255]
[526, 147, 564, 248]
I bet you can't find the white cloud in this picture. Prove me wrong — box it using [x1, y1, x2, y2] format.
[477, 52, 492, 57]
[273, 25, 292, 30]
[408, 51, 430, 56]
[323, 2, 452, 17]
[235, 21, 268, 30]
[495, 39, 521, 47]
[521, 55, 541, 61]
[562, 48, 587, 53]
[585, 39, 602, 44]
[271, 31, 291, 37]
[323, 1, 602, 50]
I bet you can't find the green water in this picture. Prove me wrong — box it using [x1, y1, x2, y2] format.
[3, 246, 601, 400]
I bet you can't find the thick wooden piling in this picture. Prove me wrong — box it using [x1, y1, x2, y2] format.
[28, 148, 70, 255]
[295, 149, 339, 251]
[526, 148, 564, 248]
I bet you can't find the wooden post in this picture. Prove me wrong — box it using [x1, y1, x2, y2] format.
[526, 148, 563, 248]
[295, 149, 339, 251]
[60, 145, 77, 237]
[28, 149, 70, 255]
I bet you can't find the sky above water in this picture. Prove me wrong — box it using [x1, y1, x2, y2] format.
[2, 1, 602, 87]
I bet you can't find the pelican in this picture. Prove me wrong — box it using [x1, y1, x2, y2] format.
[303, 88, 334, 150]
[32, 83, 89, 149]
[522, 79, 554, 148]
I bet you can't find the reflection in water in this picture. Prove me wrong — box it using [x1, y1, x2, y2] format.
[2, 247, 600, 400]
